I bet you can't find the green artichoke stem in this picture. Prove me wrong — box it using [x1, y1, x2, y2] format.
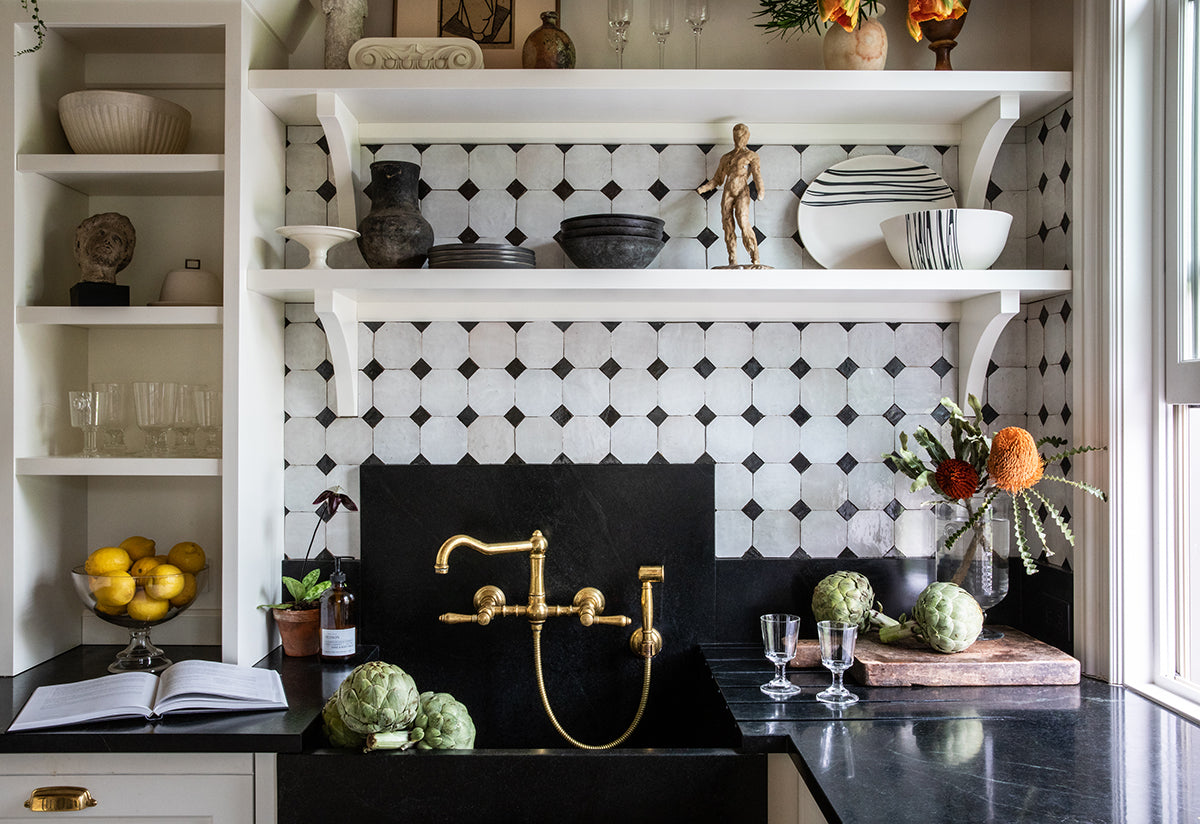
[868, 608, 899, 629]
[364, 729, 423, 752]
[878, 620, 916, 644]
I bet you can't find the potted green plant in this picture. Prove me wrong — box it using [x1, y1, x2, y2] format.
[260, 486, 357, 656]
[16, 0, 47, 55]
[753, 0, 888, 69]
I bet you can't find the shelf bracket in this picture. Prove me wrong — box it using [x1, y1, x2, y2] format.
[959, 94, 1019, 209]
[959, 290, 1019, 410]
[316, 92, 361, 230]
[313, 288, 359, 417]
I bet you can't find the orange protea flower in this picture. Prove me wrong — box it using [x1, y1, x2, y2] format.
[987, 427, 1045, 492]
[934, 458, 979, 500]
[820, 0, 861, 31]
[907, 0, 968, 40]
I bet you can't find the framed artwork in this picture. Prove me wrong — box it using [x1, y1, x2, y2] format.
[394, 1, 562, 67]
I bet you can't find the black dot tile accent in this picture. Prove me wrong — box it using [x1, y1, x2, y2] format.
[413, 322, 431, 332]
[1062, 404, 1072, 424]
[600, 453, 621, 464]
[742, 500, 764, 520]
[741, 358, 763, 379]
[647, 406, 668, 426]
[836, 453, 859, 475]
[1061, 300, 1072, 322]
[1060, 352, 1071, 371]
[316, 180, 337, 203]
[837, 548, 856, 559]
[694, 357, 716, 378]
[458, 180, 480, 201]
[790, 404, 811, 427]
[1036, 503, 1049, 521]
[742, 405, 764, 426]
[1038, 122, 1050, 143]
[789, 452, 811, 474]
[362, 406, 384, 428]
[696, 405, 716, 426]
[314, 135, 329, 153]
[316, 407, 337, 429]
[695, 452, 715, 464]
[506, 179, 528, 199]
[790, 179, 807, 199]
[883, 404, 905, 426]
[601, 180, 622, 200]
[362, 359, 384, 381]
[600, 406, 622, 427]
[1060, 214, 1071, 233]
[647, 358, 669, 379]
[417, 179, 432, 199]
[985, 180, 1003, 203]
[1038, 356, 1049, 376]
[697, 227, 719, 248]
[459, 227, 480, 244]
[1039, 305, 1051, 326]
[1062, 110, 1072, 131]
[884, 357, 905, 378]
[507, 321, 526, 332]
[600, 358, 622, 379]
[753, 226, 766, 244]
[457, 358, 479, 379]
[553, 453, 574, 465]
[505, 358, 527, 379]
[790, 500, 811, 520]
[552, 179, 575, 201]
[789, 547, 811, 560]
[412, 454, 432, 466]
[458, 453, 480, 466]
[602, 321, 621, 332]
[1059, 161, 1071, 184]
[1038, 404, 1050, 426]
[648, 179, 670, 201]
[743, 547, 765, 559]
[506, 227, 528, 246]
[1061, 456, 1073, 474]
[504, 406, 526, 427]
[742, 453, 764, 473]
[411, 406, 432, 426]
[884, 499, 904, 520]
[648, 452, 669, 465]
[981, 404, 999, 425]
[551, 405, 573, 426]
[458, 406, 479, 427]
[837, 500, 859, 521]
[1037, 222, 1050, 242]
[552, 358, 574, 380]
[364, 321, 384, 332]
[789, 358, 811, 380]
[362, 453, 385, 466]
[836, 405, 858, 427]
[931, 403, 951, 425]
[986, 360, 999, 378]
[317, 454, 336, 475]
[505, 453, 525, 465]
[411, 359, 432, 380]
[315, 359, 335, 381]
[929, 356, 952, 379]
[836, 357, 858, 378]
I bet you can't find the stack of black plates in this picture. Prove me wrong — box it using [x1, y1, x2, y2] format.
[427, 243, 536, 269]
[557, 213, 666, 269]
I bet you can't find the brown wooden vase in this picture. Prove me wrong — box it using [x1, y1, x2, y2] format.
[918, 0, 971, 71]
[273, 607, 320, 657]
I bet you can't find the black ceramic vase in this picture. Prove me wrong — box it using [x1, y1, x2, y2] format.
[357, 161, 434, 268]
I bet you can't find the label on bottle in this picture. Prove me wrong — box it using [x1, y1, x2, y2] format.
[321, 626, 356, 657]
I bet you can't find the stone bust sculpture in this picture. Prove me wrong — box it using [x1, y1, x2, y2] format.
[74, 212, 135, 283]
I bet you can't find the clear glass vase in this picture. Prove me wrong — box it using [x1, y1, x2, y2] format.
[934, 499, 1009, 641]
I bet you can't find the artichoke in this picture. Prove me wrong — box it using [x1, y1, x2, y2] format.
[877, 581, 984, 653]
[322, 696, 366, 749]
[811, 571, 898, 632]
[334, 661, 421, 734]
[413, 691, 476, 750]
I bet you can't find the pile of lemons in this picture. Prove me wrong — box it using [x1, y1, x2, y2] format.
[84, 537, 206, 622]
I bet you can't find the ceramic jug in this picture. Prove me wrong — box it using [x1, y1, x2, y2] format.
[357, 161, 434, 269]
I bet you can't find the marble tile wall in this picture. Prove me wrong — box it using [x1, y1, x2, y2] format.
[281, 102, 1075, 567]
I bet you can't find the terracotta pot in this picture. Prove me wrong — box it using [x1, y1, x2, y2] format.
[822, 13, 887, 70]
[273, 607, 320, 657]
[919, 0, 971, 70]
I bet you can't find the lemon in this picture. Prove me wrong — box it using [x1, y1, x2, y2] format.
[95, 601, 127, 617]
[130, 556, 161, 578]
[166, 541, 206, 574]
[118, 535, 156, 562]
[89, 570, 136, 607]
[127, 590, 169, 622]
[152, 555, 171, 565]
[169, 572, 198, 607]
[144, 563, 185, 600]
[84, 547, 131, 576]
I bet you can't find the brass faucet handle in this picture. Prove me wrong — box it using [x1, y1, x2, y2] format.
[638, 565, 665, 583]
[439, 612, 484, 624]
[572, 587, 631, 627]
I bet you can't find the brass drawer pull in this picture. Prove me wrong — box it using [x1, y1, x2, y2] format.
[24, 786, 98, 812]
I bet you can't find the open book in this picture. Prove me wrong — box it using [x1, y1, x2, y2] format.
[8, 659, 288, 732]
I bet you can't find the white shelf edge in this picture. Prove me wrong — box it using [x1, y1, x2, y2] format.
[16, 457, 223, 476]
[16, 154, 225, 196]
[247, 267, 1071, 416]
[16, 306, 223, 327]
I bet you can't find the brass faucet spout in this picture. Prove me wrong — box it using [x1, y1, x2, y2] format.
[434, 530, 547, 573]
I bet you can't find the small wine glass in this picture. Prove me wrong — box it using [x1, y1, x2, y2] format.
[133, 381, 177, 457]
[92, 382, 128, 455]
[759, 613, 802, 698]
[171, 384, 206, 456]
[607, 0, 632, 69]
[194, 388, 222, 458]
[650, 0, 673, 69]
[68, 391, 101, 458]
[684, 0, 708, 69]
[816, 620, 859, 706]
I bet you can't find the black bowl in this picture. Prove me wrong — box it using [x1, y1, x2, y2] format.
[557, 234, 665, 269]
[559, 225, 664, 240]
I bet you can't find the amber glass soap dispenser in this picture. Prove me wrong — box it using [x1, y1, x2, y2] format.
[320, 556, 356, 661]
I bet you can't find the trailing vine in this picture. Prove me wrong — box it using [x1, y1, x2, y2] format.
[16, 0, 47, 56]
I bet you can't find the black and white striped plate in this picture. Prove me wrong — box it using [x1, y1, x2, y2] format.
[798, 155, 957, 269]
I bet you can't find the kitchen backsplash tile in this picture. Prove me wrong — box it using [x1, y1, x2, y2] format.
[282, 103, 1074, 568]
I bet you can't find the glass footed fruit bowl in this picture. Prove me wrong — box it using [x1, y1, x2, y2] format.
[71, 565, 208, 673]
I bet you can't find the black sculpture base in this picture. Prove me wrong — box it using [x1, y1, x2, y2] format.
[70, 282, 129, 307]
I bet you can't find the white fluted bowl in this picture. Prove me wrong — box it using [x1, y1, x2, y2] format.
[58, 90, 191, 154]
[880, 208, 1012, 270]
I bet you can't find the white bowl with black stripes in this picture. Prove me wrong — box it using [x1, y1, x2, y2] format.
[880, 208, 1013, 270]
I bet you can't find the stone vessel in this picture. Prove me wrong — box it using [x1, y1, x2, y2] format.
[522, 11, 576, 69]
[357, 161, 434, 269]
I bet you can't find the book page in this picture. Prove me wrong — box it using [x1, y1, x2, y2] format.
[8, 671, 159, 731]
[153, 660, 287, 715]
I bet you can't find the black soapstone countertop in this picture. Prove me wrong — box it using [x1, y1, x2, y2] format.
[703, 643, 1200, 824]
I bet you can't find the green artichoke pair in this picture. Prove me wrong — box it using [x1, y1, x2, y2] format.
[810, 571, 898, 632]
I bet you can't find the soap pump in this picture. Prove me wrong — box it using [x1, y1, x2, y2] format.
[320, 556, 356, 661]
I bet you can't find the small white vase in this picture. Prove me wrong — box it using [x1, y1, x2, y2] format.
[822, 13, 888, 70]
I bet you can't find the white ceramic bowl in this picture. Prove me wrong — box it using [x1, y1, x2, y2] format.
[153, 267, 222, 306]
[880, 208, 1013, 270]
[58, 90, 191, 154]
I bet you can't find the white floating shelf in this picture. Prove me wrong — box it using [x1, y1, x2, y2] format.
[247, 267, 1071, 415]
[16, 154, 225, 196]
[17, 305, 223, 328]
[16, 457, 222, 476]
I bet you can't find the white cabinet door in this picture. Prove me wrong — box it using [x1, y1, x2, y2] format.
[768, 752, 830, 824]
[0, 754, 254, 823]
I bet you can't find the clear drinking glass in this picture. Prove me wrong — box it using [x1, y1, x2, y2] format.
[171, 384, 206, 456]
[760, 613, 803, 698]
[68, 391, 101, 458]
[194, 388, 222, 458]
[607, 0, 632, 68]
[92, 382, 128, 455]
[650, 0, 672, 69]
[133, 381, 177, 457]
[684, 0, 708, 68]
[816, 620, 859, 706]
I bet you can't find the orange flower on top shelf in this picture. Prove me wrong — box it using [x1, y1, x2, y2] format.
[820, 0, 863, 32]
[988, 426, 1045, 492]
[906, 0, 968, 40]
